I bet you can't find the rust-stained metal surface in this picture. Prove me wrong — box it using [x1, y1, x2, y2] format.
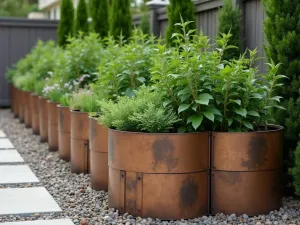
[24, 91, 32, 128]
[108, 130, 209, 219]
[211, 170, 283, 216]
[38, 96, 48, 142]
[58, 105, 71, 161]
[108, 130, 209, 173]
[71, 111, 90, 174]
[47, 100, 58, 151]
[211, 126, 284, 216]
[31, 93, 40, 135]
[18, 90, 25, 123]
[89, 117, 108, 191]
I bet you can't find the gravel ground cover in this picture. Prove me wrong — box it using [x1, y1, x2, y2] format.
[0, 109, 300, 225]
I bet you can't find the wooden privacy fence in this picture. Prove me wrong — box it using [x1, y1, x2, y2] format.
[0, 18, 58, 107]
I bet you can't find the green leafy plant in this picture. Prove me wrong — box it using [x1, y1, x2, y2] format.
[90, 0, 109, 38]
[290, 143, 300, 196]
[58, 0, 75, 47]
[75, 0, 89, 35]
[69, 88, 102, 112]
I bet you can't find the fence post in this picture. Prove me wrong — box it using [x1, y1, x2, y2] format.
[147, 0, 169, 36]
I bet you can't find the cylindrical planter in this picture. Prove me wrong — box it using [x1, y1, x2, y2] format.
[10, 85, 14, 113]
[58, 105, 71, 161]
[18, 90, 25, 123]
[211, 125, 283, 216]
[13, 87, 19, 118]
[38, 96, 48, 142]
[89, 117, 108, 191]
[31, 93, 40, 135]
[47, 101, 59, 151]
[24, 91, 32, 128]
[108, 130, 209, 220]
[71, 111, 90, 174]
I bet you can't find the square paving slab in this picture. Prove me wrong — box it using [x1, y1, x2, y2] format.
[1, 219, 74, 225]
[0, 165, 39, 184]
[0, 130, 6, 137]
[0, 138, 14, 149]
[0, 150, 24, 164]
[0, 187, 61, 216]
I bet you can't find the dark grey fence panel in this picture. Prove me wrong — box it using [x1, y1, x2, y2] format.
[0, 18, 58, 107]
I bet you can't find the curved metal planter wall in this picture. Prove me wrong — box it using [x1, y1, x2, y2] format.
[47, 100, 58, 151]
[58, 105, 71, 162]
[38, 96, 48, 143]
[89, 117, 108, 191]
[24, 91, 32, 128]
[211, 125, 283, 216]
[71, 111, 90, 174]
[31, 93, 40, 135]
[108, 130, 209, 220]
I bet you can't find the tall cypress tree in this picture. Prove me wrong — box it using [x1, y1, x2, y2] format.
[110, 0, 132, 40]
[217, 0, 242, 60]
[75, 0, 89, 35]
[57, 0, 74, 47]
[263, 0, 300, 194]
[90, 0, 109, 38]
[165, 0, 196, 45]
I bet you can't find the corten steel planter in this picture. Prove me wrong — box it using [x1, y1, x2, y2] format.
[31, 93, 40, 135]
[38, 96, 48, 143]
[71, 110, 90, 174]
[18, 90, 25, 123]
[108, 130, 209, 220]
[47, 100, 59, 151]
[211, 125, 283, 216]
[58, 105, 71, 161]
[24, 91, 32, 128]
[89, 117, 108, 191]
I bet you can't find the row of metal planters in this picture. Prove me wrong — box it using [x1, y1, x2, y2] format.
[10, 86, 284, 220]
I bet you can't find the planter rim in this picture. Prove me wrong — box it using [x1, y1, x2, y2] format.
[31, 93, 39, 97]
[212, 124, 283, 134]
[88, 116, 100, 120]
[47, 100, 59, 105]
[70, 110, 88, 114]
[38, 96, 48, 100]
[57, 104, 69, 109]
[108, 128, 210, 136]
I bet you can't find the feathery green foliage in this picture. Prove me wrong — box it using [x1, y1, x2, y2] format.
[140, 12, 150, 34]
[290, 143, 300, 196]
[69, 89, 102, 112]
[111, 0, 132, 40]
[90, 0, 109, 38]
[75, 0, 89, 35]
[165, 0, 196, 45]
[58, 0, 74, 47]
[217, 0, 242, 60]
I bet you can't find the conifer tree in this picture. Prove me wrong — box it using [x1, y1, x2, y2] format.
[90, 0, 109, 38]
[57, 0, 74, 47]
[263, 0, 300, 194]
[75, 0, 89, 35]
[165, 0, 196, 45]
[110, 0, 132, 40]
[217, 0, 242, 60]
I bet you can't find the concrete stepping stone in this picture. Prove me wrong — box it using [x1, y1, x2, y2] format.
[0, 150, 24, 164]
[0, 165, 39, 184]
[0, 130, 6, 137]
[0, 187, 61, 216]
[1, 219, 74, 225]
[0, 138, 14, 149]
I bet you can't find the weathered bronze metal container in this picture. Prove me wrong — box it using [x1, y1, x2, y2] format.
[108, 130, 209, 220]
[24, 91, 32, 128]
[31, 93, 40, 135]
[58, 105, 71, 161]
[18, 90, 25, 123]
[71, 111, 90, 174]
[211, 125, 283, 216]
[89, 117, 108, 191]
[38, 96, 48, 142]
[47, 100, 59, 151]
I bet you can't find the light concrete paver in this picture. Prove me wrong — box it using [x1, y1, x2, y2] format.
[0, 138, 14, 149]
[0, 150, 24, 164]
[0, 130, 6, 137]
[0, 165, 39, 184]
[0, 187, 61, 216]
[1, 219, 74, 225]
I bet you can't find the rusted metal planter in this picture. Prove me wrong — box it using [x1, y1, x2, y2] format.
[89, 117, 108, 191]
[13, 87, 19, 118]
[24, 91, 32, 128]
[18, 90, 25, 123]
[71, 111, 90, 174]
[47, 100, 59, 151]
[58, 105, 71, 161]
[38, 96, 48, 142]
[211, 125, 283, 216]
[31, 93, 40, 135]
[109, 130, 209, 220]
